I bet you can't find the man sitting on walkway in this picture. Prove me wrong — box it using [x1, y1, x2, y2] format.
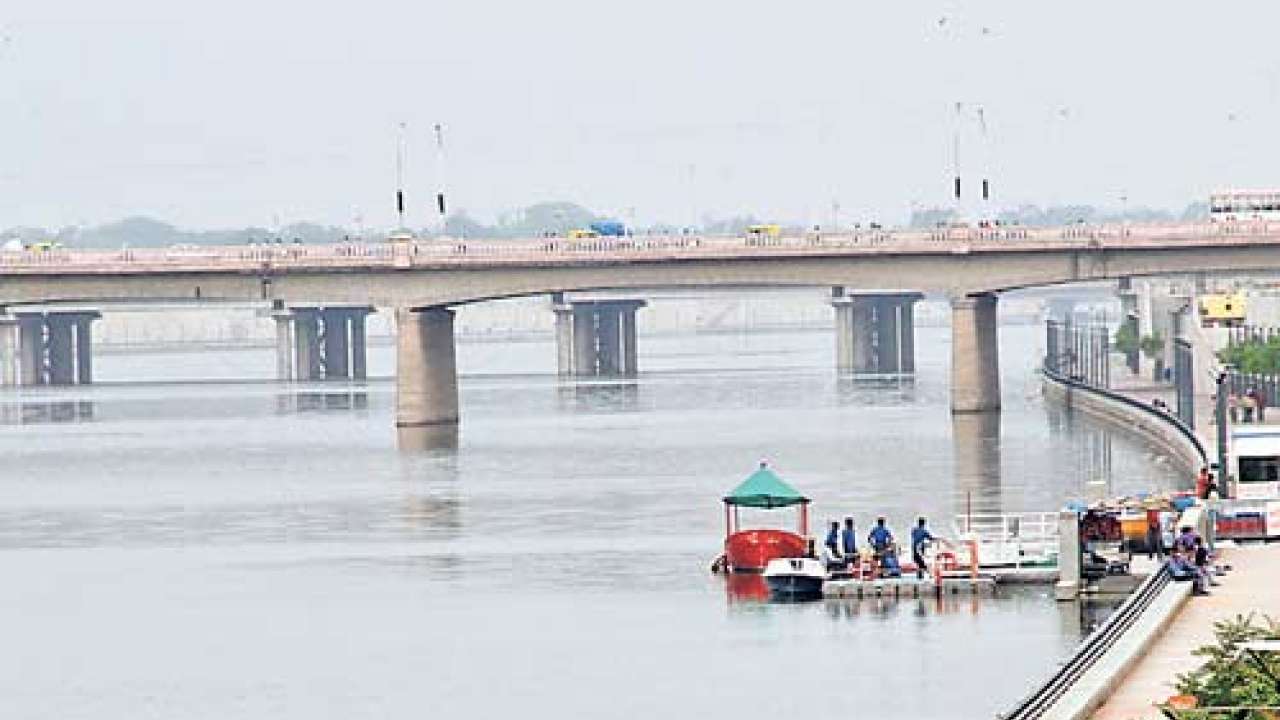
[1169, 549, 1210, 595]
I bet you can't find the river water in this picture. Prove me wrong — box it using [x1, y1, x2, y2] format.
[0, 321, 1183, 719]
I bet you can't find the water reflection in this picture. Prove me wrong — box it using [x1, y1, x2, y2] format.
[835, 376, 916, 405]
[723, 573, 771, 604]
[555, 380, 640, 413]
[1078, 425, 1114, 503]
[953, 411, 1003, 517]
[397, 424, 460, 452]
[1058, 596, 1123, 638]
[0, 400, 95, 424]
[276, 389, 369, 414]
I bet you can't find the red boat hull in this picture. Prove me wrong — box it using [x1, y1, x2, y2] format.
[724, 529, 807, 572]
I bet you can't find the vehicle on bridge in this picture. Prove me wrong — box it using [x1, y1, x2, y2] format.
[588, 221, 627, 237]
[1209, 189, 1280, 222]
[745, 224, 782, 245]
[0, 238, 62, 252]
[568, 228, 599, 240]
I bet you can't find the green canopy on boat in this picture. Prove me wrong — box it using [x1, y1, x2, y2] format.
[723, 464, 809, 509]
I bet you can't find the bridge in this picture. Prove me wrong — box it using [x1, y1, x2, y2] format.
[2, 221, 1279, 429]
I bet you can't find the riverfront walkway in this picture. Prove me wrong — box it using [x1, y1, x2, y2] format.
[1089, 371, 1277, 717]
[1090, 542, 1280, 719]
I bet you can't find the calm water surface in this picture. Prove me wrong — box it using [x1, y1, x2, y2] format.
[0, 324, 1182, 719]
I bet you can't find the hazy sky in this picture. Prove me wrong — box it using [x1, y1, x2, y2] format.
[4, 1, 1280, 230]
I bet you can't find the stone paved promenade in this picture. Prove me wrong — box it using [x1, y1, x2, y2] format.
[1090, 371, 1277, 717]
[1090, 543, 1280, 719]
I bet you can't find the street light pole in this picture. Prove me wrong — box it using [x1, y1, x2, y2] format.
[1216, 371, 1230, 497]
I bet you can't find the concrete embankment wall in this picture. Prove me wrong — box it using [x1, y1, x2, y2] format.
[1041, 373, 1206, 477]
[1028, 372, 1206, 720]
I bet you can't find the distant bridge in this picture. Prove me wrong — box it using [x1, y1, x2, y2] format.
[1, 221, 1276, 436]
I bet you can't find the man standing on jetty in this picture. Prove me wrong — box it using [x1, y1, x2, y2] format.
[911, 517, 936, 580]
[841, 517, 858, 563]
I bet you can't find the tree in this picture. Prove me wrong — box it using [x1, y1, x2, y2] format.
[1219, 336, 1280, 375]
[1139, 333, 1165, 360]
[1176, 614, 1280, 711]
[1114, 324, 1139, 356]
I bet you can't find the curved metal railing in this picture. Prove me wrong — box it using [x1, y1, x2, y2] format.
[1042, 365, 1208, 466]
[999, 565, 1173, 719]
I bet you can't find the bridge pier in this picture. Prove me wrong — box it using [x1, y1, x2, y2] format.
[16, 315, 42, 385]
[951, 293, 1001, 413]
[1117, 278, 1140, 374]
[0, 315, 18, 387]
[272, 305, 374, 381]
[553, 298, 645, 377]
[4, 310, 101, 386]
[832, 290, 921, 374]
[396, 306, 459, 427]
[46, 316, 76, 385]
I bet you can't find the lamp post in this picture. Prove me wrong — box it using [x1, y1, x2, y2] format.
[1216, 369, 1230, 498]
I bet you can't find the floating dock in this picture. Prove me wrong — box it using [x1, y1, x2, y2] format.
[823, 575, 997, 599]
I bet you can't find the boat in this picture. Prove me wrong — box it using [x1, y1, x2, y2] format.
[716, 462, 811, 573]
[763, 557, 826, 600]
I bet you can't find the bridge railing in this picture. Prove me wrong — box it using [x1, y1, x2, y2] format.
[3, 220, 1280, 271]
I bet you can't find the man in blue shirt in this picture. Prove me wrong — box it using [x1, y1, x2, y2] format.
[911, 517, 936, 579]
[867, 517, 893, 555]
[840, 517, 858, 563]
[824, 521, 841, 566]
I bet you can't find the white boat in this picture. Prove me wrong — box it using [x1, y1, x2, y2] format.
[763, 557, 826, 600]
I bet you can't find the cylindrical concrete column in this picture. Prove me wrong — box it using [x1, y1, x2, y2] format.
[322, 308, 350, 380]
[596, 308, 622, 375]
[73, 315, 95, 385]
[572, 308, 598, 376]
[17, 315, 44, 386]
[620, 307, 639, 376]
[350, 311, 368, 381]
[46, 316, 75, 386]
[272, 310, 294, 381]
[396, 307, 459, 427]
[951, 292, 1001, 413]
[293, 310, 321, 381]
[0, 316, 18, 387]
